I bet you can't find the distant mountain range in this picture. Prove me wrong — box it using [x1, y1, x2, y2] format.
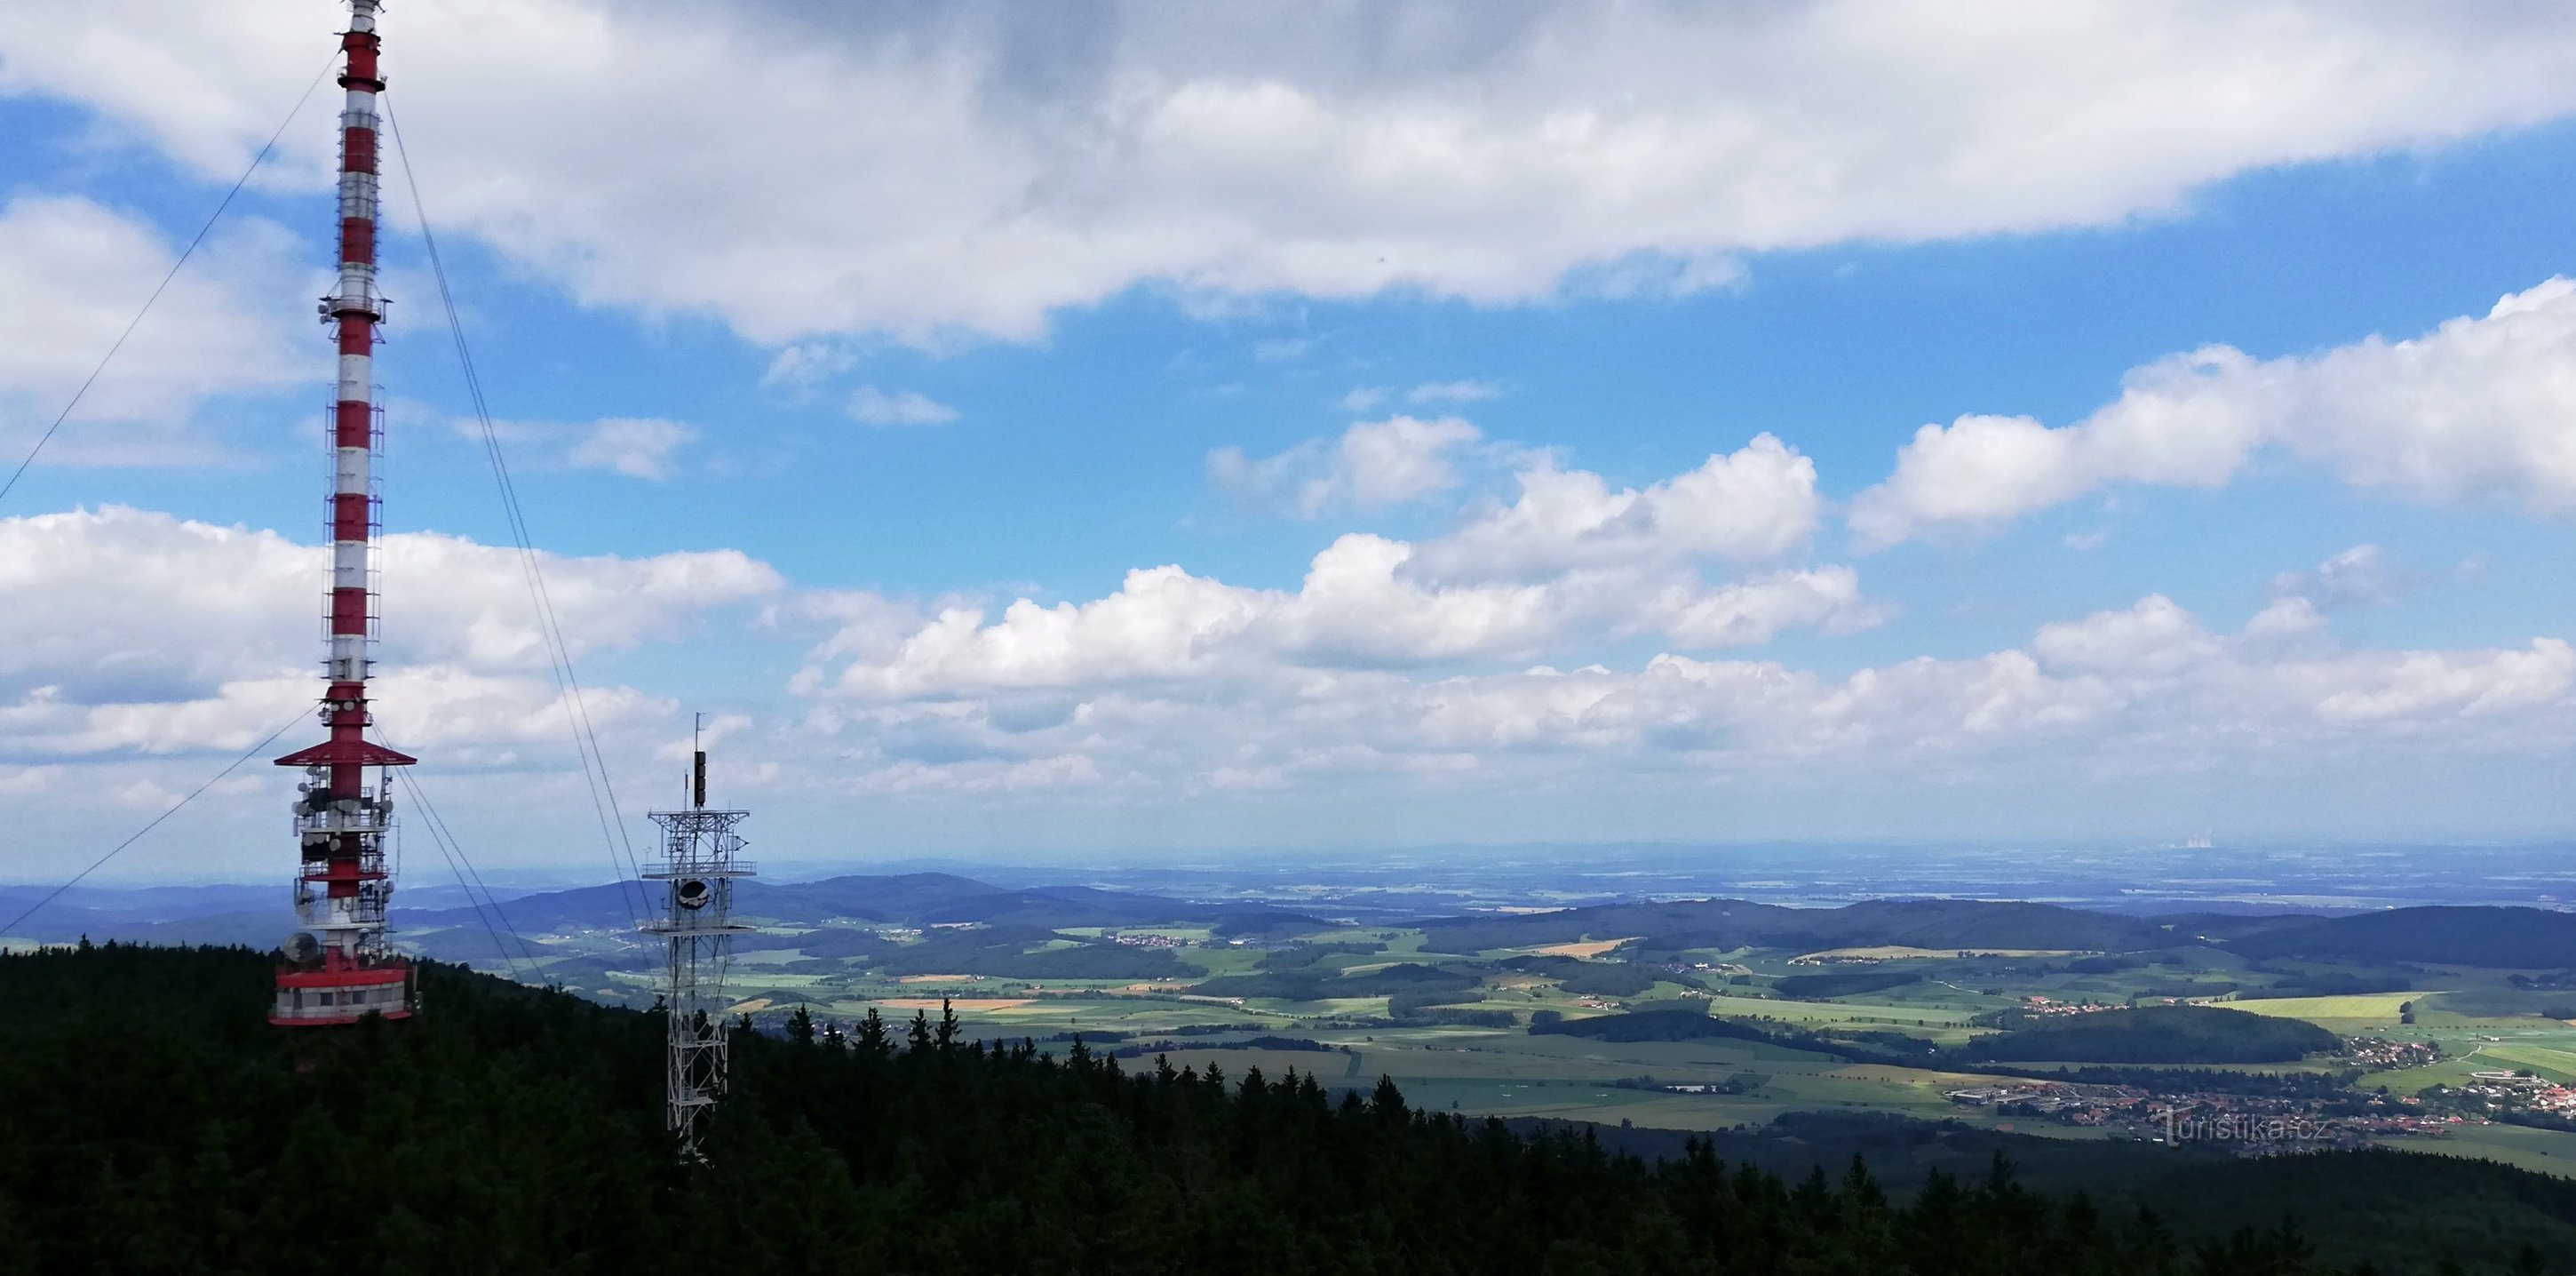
[401, 871, 1324, 936]
[9, 873, 2574, 970]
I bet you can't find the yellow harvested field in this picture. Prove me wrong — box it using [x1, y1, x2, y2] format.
[2223, 993, 2422, 1021]
[727, 997, 774, 1014]
[1528, 938, 1639, 959]
[1794, 945, 2086, 961]
[895, 974, 979, 984]
[879, 998, 1033, 1010]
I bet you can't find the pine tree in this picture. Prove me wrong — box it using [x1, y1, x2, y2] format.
[1371, 1073, 1408, 1126]
[855, 1006, 890, 1057]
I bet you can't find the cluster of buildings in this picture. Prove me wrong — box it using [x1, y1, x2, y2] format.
[2341, 1036, 2440, 1070]
[1107, 932, 1197, 948]
[2017, 994, 2120, 1017]
[1945, 1081, 2462, 1153]
[2437, 1072, 2576, 1117]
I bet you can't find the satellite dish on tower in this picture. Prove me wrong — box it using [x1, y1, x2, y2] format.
[676, 879, 711, 911]
[282, 931, 321, 964]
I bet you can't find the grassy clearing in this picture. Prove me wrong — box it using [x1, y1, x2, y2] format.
[2471, 1042, 2576, 1083]
[2383, 1122, 2576, 1179]
[1697, 993, 1978, 1031]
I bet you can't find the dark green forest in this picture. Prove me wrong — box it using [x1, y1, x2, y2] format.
[1960, 1004, 2341, 1065]
[3, 943, 2566, 1274]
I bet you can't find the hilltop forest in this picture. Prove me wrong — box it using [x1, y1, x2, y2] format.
[4, 943, 2572, 1273]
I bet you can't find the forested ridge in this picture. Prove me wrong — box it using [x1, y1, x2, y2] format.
[2, 943, 2564, 1274]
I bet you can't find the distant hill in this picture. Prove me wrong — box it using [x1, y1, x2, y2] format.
[22, 875, 2576, 978]
[2197, 905, 2576, 969]
[1420, 897, 2168, 955]
[397, 871, 1320, 936]
[1959, 1003, 2338, 1065]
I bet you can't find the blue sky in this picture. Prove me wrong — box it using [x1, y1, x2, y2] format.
[5, 1, 2576, 877]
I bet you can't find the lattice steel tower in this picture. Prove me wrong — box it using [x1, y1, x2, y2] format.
[645, 731, 755, 1158]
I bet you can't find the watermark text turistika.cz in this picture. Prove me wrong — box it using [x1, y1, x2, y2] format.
[2158, 1108, 2334, 1145]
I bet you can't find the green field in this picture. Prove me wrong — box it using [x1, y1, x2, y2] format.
[465, 906, 2576, 1181]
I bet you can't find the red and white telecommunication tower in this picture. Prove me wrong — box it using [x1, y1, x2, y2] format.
[268, 0, 416, 1025]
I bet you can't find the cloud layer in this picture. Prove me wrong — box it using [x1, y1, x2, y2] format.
[13, 3, 2576, 342]
[0, 506, 779, 767]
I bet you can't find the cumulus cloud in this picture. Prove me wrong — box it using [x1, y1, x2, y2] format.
[797, 524, 1879, 702]
[0, 506, 780, 724]
[0, 506, 798, 874]
[1211, 415, 1483, 516]
[847, 386, 960, 427]
[15, 4, 2576, 343]
[1851, 278, 2576, 546]
[1419, 434, 1822, 578]
[0, 195, 303, 462]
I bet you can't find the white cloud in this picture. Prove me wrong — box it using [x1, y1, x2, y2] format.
[1340, 387, 1389, 412]
[2031, 596, 2221, 677]
[759, 342, 859, 399]
[1419, 434, 1821, 578]
[1211, 415, 1483, 516]
[443, 413, 701, 481]
[2269, 544, 2408, 610]
[13, 502, 2573, 859]
[846, 386, 960, 427]
[564, 417, 698, 481]
[1852, 278, 2576, 546]
[788, 586, 2576, 813]
[0, 506, 781, 710]
[0, 505, 795, 874]
[17, 4, 2576, 343]
[1408, 379, 1499, 404]
[1308, 416, 1482, 514]
[0, 195, 303, 463]
[799, 501, 1880, 703]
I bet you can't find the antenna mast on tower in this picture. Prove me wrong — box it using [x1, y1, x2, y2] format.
[269, 0, 416, 1026]
[646, 717, 755, 1158]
